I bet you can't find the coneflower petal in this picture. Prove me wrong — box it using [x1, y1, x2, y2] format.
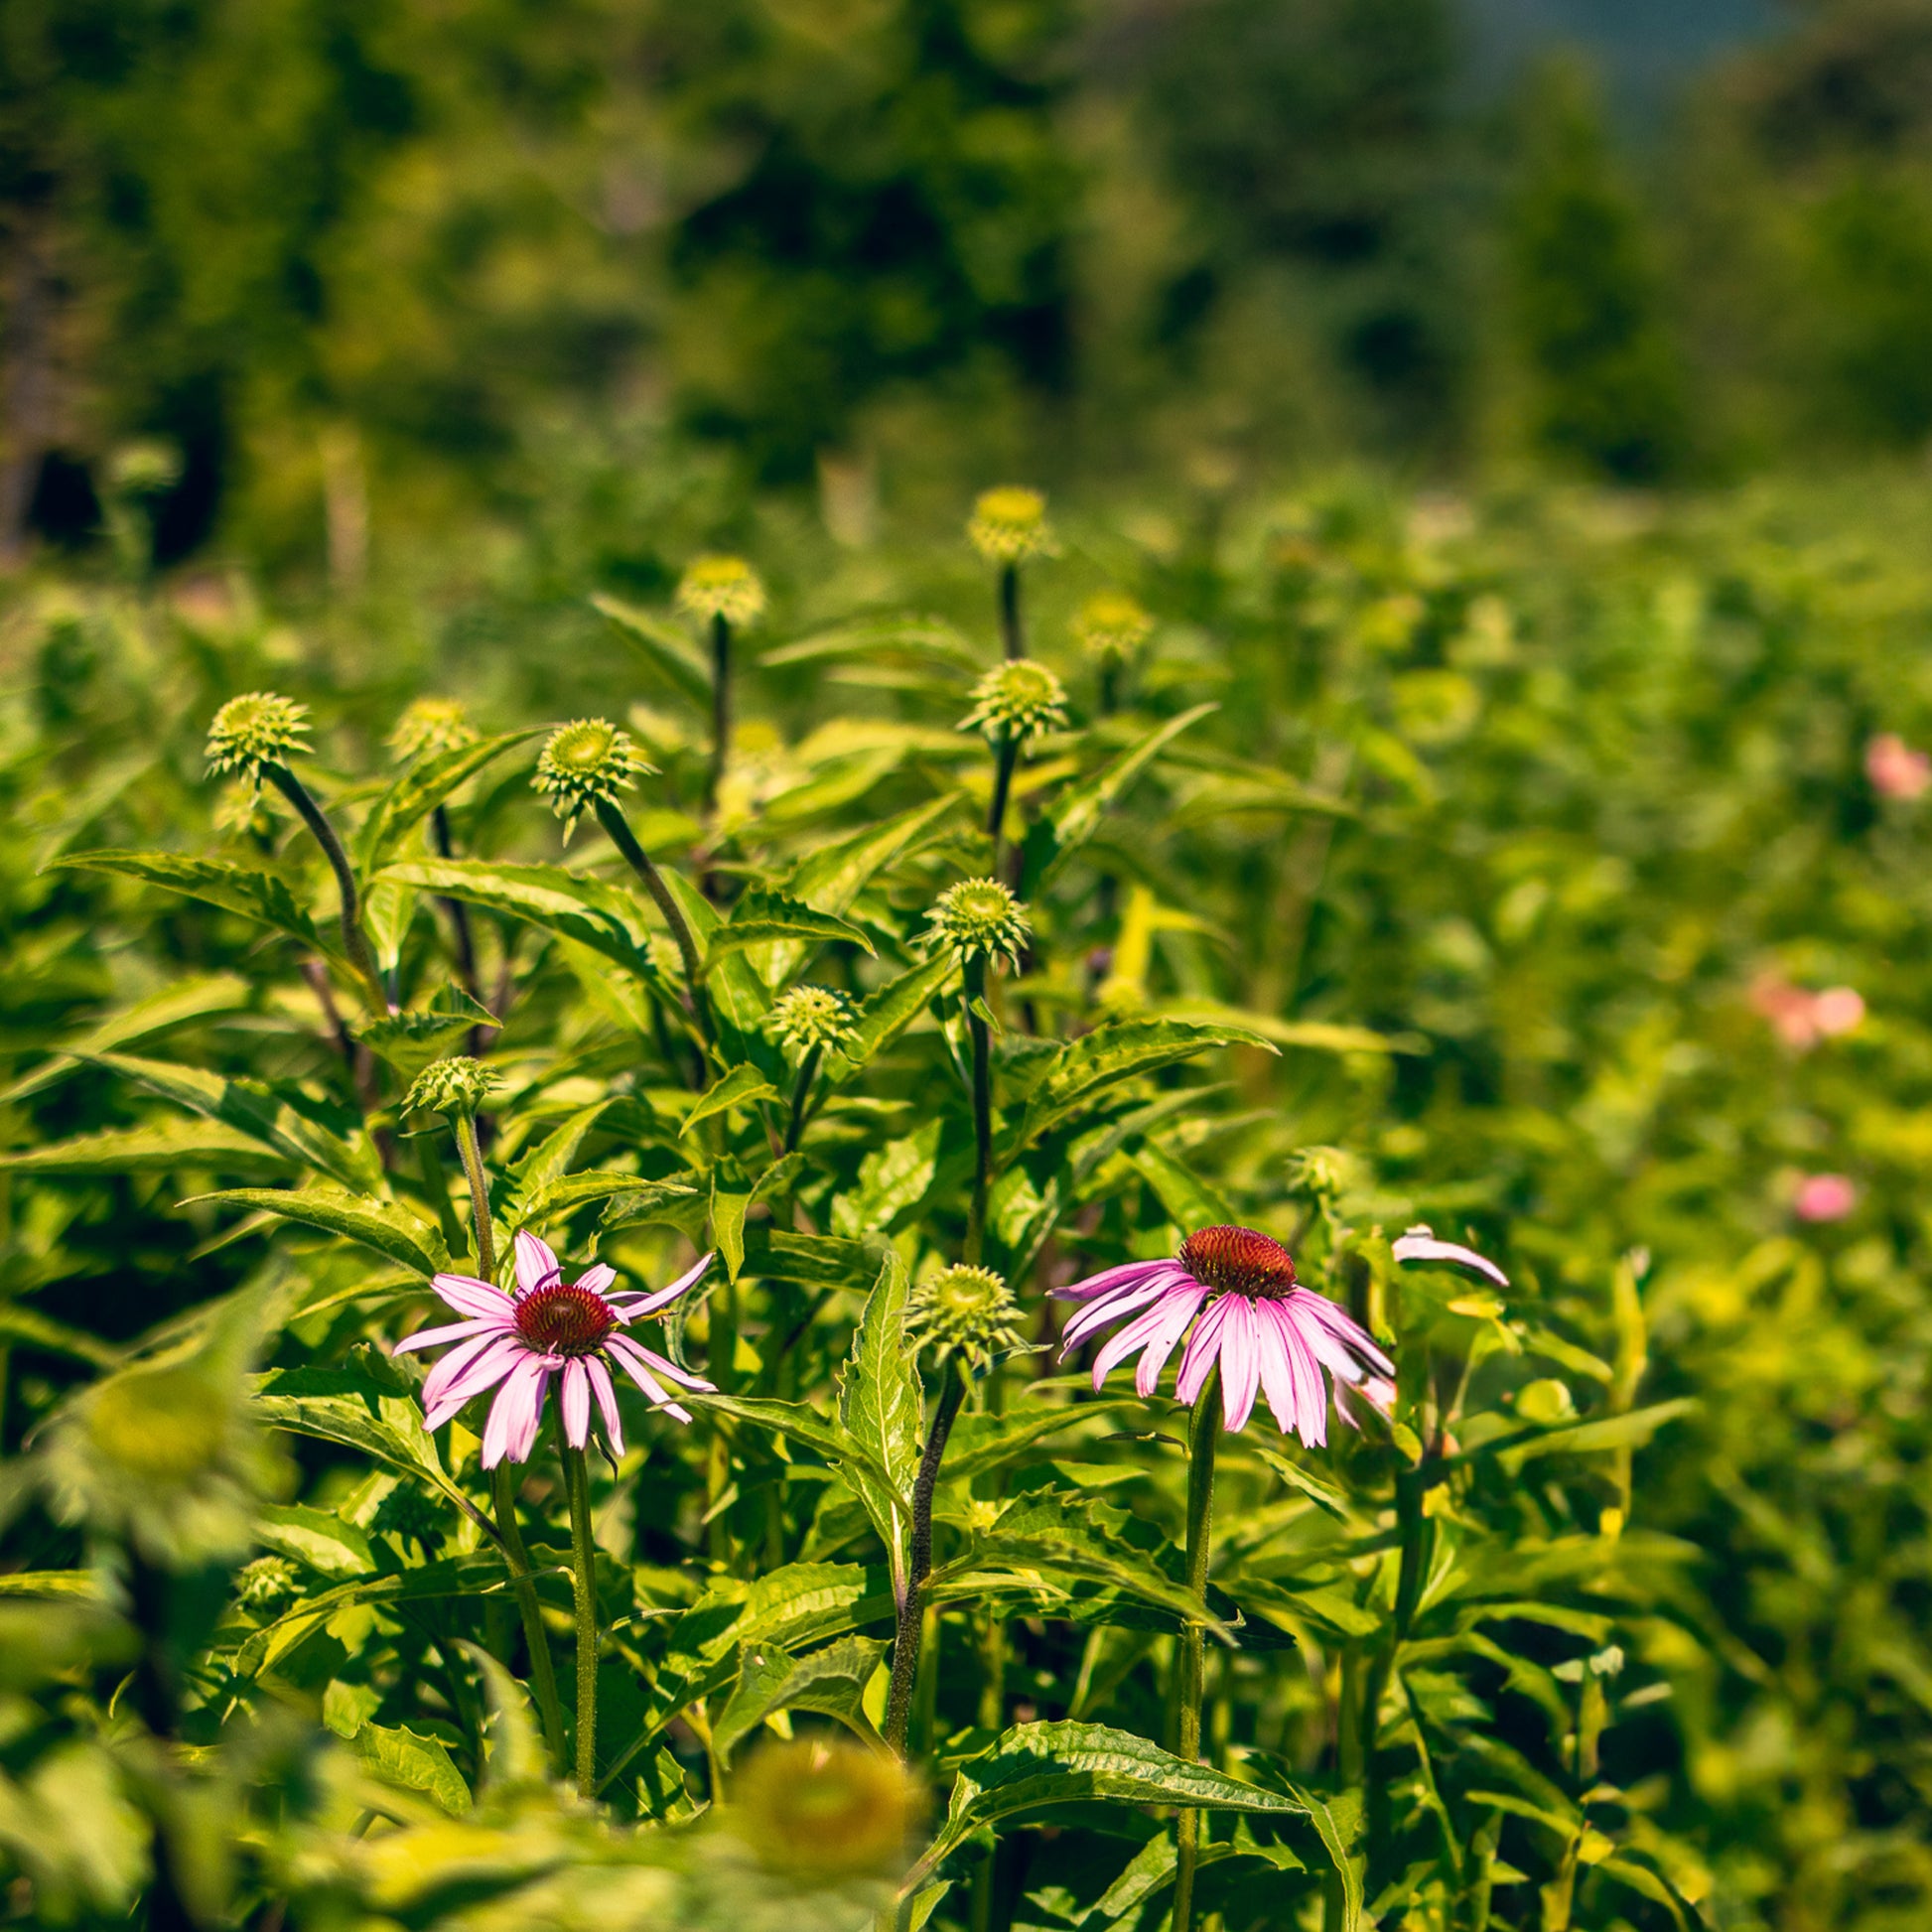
[512, 1229, 563, 1297]
[1053, 1258, 1176, 1303]
[1088, 1285, 1201, 1392]
[1289, 1289, 1395, 1377]
[1261, 1300, 1328, 1448]
[1057, 1277, 1174, 1354]
[422, 1330, 524, 1416]
[482, 1354, 547, 1467]
[605, 1336, 694, 1423]
[561, 1358, 591, 1449]
[610, 1334, 716, 1393]
[1218, 1295, 1262, 1432]
[1175, 1293, 1238, 1408]
[394, 1315, 499, 1355]
[587, 1357, 624, 1457]
[612, 1250, 714, 1317]
[575, 1263, 617, 1297]
[430, 1273, 515, 1320]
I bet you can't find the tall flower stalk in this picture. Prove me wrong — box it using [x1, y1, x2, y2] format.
[923, 881, 1031, 1264]
[765, 985, 857, 1152]
[207, 693, 384, 1010]
[1073, 590, 1153, 721]
[390, 698, 483, 1001]
[967, 487, 1057, 661]
[960, 659, 1067, 876]
[677, 554, 765, 822]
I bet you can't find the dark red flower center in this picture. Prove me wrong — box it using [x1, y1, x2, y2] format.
[514, 1280, 617, 1356]
[1178, 1225, 1299, 1299]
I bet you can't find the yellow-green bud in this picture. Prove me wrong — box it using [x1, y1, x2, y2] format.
[922, 878, 1032, 973]
[727, 1735, 918, 1882]
[388, 696, 477, 761]
[533, 717, 653, 832]
[1072, 591, 1154, 663]
[764, 985, 858, 1062]
[206, 692, 310, 783]
[677, 554, 767, 627]
[236, 1556, 298, 1609]
[959, 658, 1068, 748]
[967, 486, 1057, 565]
[908, 1264, 1027, 1373]
[403, 1055, 498, 1119]
[108, 440, 182, 497]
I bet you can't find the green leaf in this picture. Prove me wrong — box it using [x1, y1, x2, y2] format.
[1020, 703, 1218, 895]
[940, 1400, 1142, 1483]
[710, 1635, 887, 1764]
[192, 1187, 448, 1277]
[738, 1226, 875, 1285]
[255, 1503, 374, 1580]
[1013, 1019, 1276, 1155]
[352, 731, 536, 874]
[1, 975, 254, 1105]
[1155, 1000, 1424, 1056]
[701, 889, 874, 978]
[830, 1119, 943, 1237]
[836, 1249, 922, 1602]
[353, 988, 499, 1079]
[0, 1571, 103, 1598]
[909, 1721, 1309, 1886]
[524, 1170, 702, 1224]
[51, 851, 334, 959]
[786, 793, 966, 915]
[680, 1392, 863, 1471]
[711, 1161, 755, 1281]
[0, 1122, 292, 1177]
[1130, 1140, 1235, 1232]
[82, 1052, 380, 1191]
[759, 614, 979, 672]
[826, 954, 955, 1085]
[592, 592, 713, 707]
[380, 859, 655, 979]
[354, 1722, 474, 1815]
[685, 1064, 781, 1134]
[1493, 1398, 1698, 1471]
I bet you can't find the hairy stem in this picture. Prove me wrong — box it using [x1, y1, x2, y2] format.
[264, 761, 383, 1009]
[999, 561, 1022, 660]
[784, 1043, 822, 1154]
[963, 958, 992, 1265]
[453, 1112, 495, 1279]
[431, 803, 483, 1003]
[594, 795, 711, 1037]
[707, 612, 731, 817]
[884, 1364, 968, 1757]
[1172, 1371, 1222, 1932]
[987, 737, 1019, 874]
[560, 1431, 601, 1792]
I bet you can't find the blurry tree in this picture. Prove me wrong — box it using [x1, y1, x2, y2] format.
[1504, 57, 1686, 482]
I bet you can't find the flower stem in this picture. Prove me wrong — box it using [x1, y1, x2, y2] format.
[263, 761, 385, 1009]
[1172, 1370, 1222, 1932]
[999, 561, 1023, 660]
[451, 1108, 567, 1773]
[593, 795, 712, 1038]
[885, 1362, 968, 1757]
[707, 612, 731, 817]
[963, 958, 992, 1266]
[987, 737, 1019, 874]
[431, 802, 483, 1005]
[784, 1044, 822, 1153]
[558, 1426, 601, 1792]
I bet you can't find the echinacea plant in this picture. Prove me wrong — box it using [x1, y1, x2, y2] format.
[966, 484, 1057, 658]
[676, 554, 766, 815]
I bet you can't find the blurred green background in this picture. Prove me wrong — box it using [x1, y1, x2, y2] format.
[8, 0, 1932, 579]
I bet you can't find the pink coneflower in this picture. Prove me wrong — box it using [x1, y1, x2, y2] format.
[1794, 1173, 1857, 1223]
[395, 1231, 715, 1466]
[1055, 1225, 1395, 1445]
[1867, 733, 1931, 800]
[1750, 975, 1865, 1050]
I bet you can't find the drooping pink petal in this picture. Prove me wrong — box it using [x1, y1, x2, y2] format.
[610, 1250, 715, 1318]
[512, 1229, 563, 1297]
[1288, 1289, 1396, 1377]
[1253, 1302, 1309, 1444]
[393, 1314, 502, 1356]
[482, 1354, 551, 1467]
[1175, 1293, 1238, 1408]
[610, 1335, 716, 1393]
[1261, 1300, 1328, 1448]
[561, 1358, 592, 1449]
[575, 1263, 616, 1296]
[1391, 1224, 1507, 1290]
[587, 1356, 624, 1456]
[430, 1272, 515, 1319]
[605, 1336, 693, 1423]
[1057, 1277, 1175, 1354]
[1217, 1295, 1262, 1433]
[1089, 1284, 1204, 1393]
[1051, 1258, 1175, 1303]
[422, 1329, 525, 1417]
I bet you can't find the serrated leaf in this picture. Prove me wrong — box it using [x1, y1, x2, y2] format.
[836, 1249, 921, 1603]
[354, 989, 499, 1080]
[711, 1160, 755, 1281]
[354, 1722, 474, 1815]
[81, 1052, 380, 1191]
[1156, 1000, 1423, 1056]
[909, 1722, 1309, 1885]
[701, 889, 874, 978]
[52, 851, 335, 960]
[825, 954, 956, 1086]
[593, 592, 713, 707]
[830, 1119, 943, 1237]
[0, 1571, 103, 1598]
[1493, 1398, 1698, 1470]
[380, 859, 656, 980]
[0, 1122, 292, 1176]
[1, 975, 253, 1105]
[711, 1635, 886, 1763]
[1013, 1020, 1276, 1156]
[1020, 703, 1218, 895]
[685, 1064, 780, 1134]
[681, 1392, 864, 1471]
[738, 1226, 875, 1284]
[192, 1187, 447, 1277]
[759, 614, 979, 671]
[523, 1170, 701, 1224]
[255, 1503, 374, 1580]
[940, 1400, 1141, 1482]
[352, 731, 536, 874]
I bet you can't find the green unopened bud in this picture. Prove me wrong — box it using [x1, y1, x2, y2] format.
[922, 878, 1032, 973]
[235, 1556, 298, 1609]
[533, 717, 652, 833]
[764, 985, 858, 1062]
[967, 486, 1057, 565]
[908, 1264, 1027, 1373]
[206, 692, 310, 784]
[727, 1735, 918, 1882]
[388, 696, 477, 761]
[403, 1055, 498, 1120]
[677, 554, 767, 627]
[370, 1484, 447, 1548]
[109, 440, 182, 498]
[1073, 591, 1154, 663]
[959, 658, 1068, 747]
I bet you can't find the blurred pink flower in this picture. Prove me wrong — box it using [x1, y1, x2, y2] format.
[1866, 733, 1931, 800]
[1811, 987, 1866, 1036]
[1751, 975, 1865, 1050]
[1794, 1173, 1858, 1223]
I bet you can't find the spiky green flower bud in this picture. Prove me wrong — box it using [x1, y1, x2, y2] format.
[959, 658, 1068, 747]
[967, 486, 1058, 565]
[1073, 590, 1154, 663]
[908, 1264, 1027, 1372]
[108, 440, 182, 497]
[389, 696, 477, 761]
[764, 985, 858, 1062]
[371, 1484, 447, 1547]
[728, 1734, 918, 1882]
[206, 691, 310, 784]
[922, 878, 1032, 973]
[403, 1055, 499, 1120]
[677, 554, 767, 627]
[533, 717, 653, 832]
[235, 1555, 298, 1609]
